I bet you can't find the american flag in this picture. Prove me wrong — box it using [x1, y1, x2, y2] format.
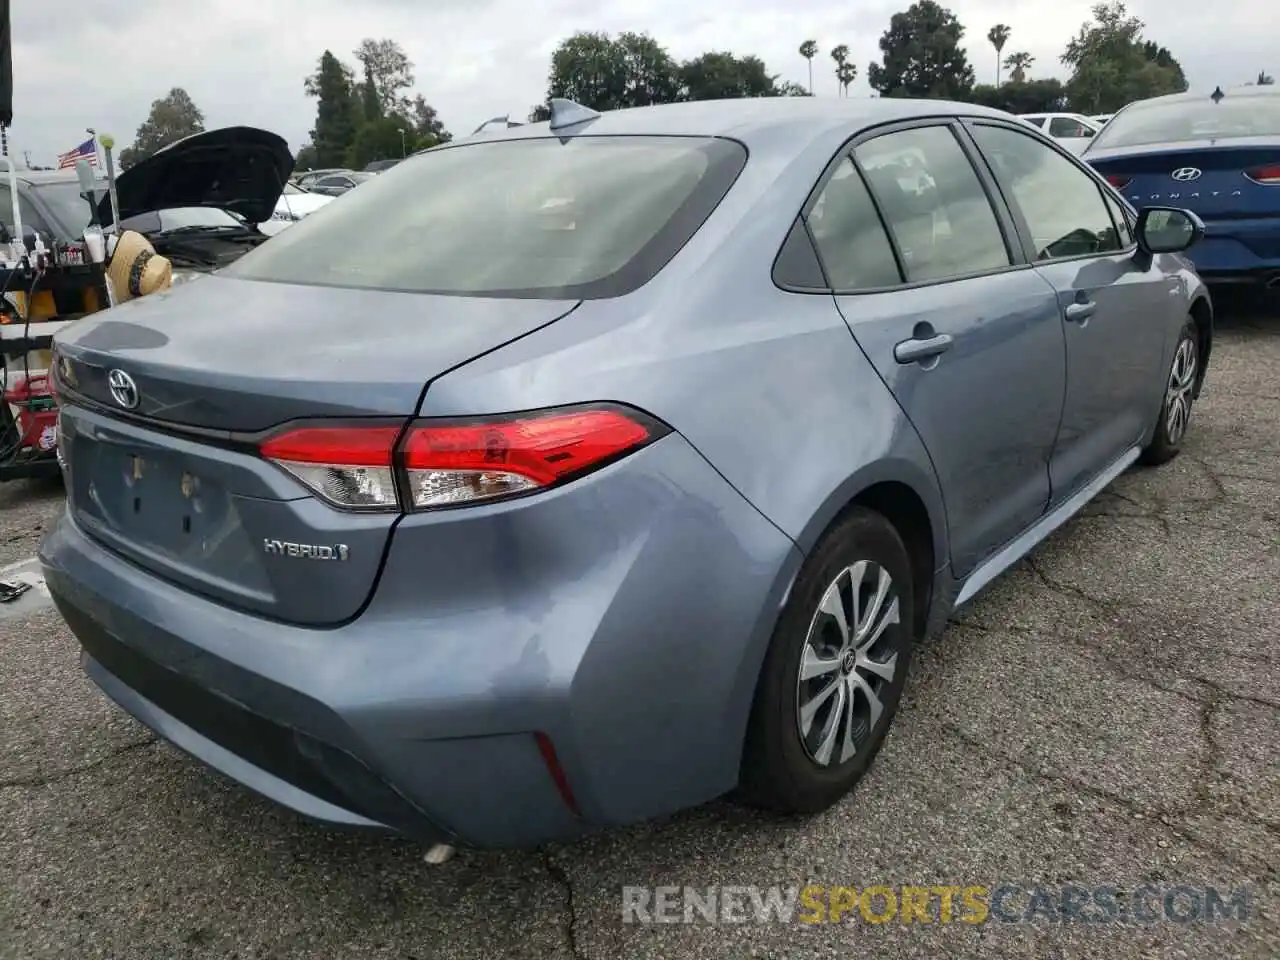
[57, 138, 98, 169]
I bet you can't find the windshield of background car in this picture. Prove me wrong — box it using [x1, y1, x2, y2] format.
[223, 135, 748, 298]
[29, 182, 106, 236]
[1090, 95, 1280, 149]
[117, 207, 248, 234]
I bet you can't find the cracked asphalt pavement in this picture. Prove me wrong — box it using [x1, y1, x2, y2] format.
[1, 306, 1277, 959]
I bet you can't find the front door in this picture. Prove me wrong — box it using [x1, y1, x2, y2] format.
[808, 122, 1067, 577]
[966, 121, 1168, 501]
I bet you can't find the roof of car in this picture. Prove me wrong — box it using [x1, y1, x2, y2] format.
[460, 97, 1016, 151]
[14, 168, 89, 187]
[1126, 84, 1280, 108]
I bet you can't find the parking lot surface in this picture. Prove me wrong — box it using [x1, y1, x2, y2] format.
[1, 307, 1276, 959]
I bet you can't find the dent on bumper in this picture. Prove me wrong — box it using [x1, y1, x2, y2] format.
[40, 433, 803, 848]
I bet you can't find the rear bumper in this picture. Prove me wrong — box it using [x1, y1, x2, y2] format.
[1189, 216, 1280, 282]
[40, 433, 803, 848]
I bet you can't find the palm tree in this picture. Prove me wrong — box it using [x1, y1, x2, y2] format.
[837, 62, 858, 97]
[1003, 51, 1034, 84]
[987, 24, 1011, 86]
[830, 44, 850, 96]
[799, 40, 819, 95]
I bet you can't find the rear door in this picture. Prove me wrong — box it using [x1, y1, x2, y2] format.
[966, 120, 1169, 502]
[810, 120, 1066, 577]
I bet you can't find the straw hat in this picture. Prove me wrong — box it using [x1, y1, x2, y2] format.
[106, 230, 173, 303]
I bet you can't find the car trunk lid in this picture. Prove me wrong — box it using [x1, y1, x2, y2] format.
[53, 276, 580, 625]
[1088, 139, 1280, 219]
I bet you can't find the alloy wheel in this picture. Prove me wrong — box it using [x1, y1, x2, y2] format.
[1165, 337, 1197, 445]
[795, 560, 901, 767]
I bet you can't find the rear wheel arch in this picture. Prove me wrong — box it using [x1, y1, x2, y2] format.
[836, 482, 936, 640]
[793, 477, 940, 640]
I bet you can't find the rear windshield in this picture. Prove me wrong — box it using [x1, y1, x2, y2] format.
[224, 135, 747, 299]
[1091, 94, 1280, 150]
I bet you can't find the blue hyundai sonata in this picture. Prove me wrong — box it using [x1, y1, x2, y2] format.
[1084, 84, 1280, 289]
[42, 95, 1212, 850]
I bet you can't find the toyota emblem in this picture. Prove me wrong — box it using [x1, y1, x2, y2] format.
[1170, 167, 1202, 182]
[107, 369, 139, 409]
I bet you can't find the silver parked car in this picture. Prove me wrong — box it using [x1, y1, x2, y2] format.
[42, 96, 1211, 850]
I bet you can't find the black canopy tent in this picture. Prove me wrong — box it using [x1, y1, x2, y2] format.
[0, 0, 11, 126]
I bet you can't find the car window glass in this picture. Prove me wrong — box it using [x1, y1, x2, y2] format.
[1023, 117, 1046, 128]
[774, 217, 829, 289]
[1102, 191, 1134, 247]
[0, 186, 54, 239]
[805, 157, 901, 290]
[318, 177, 344, 187]
[854, 125, 1011, 283]
[226, 136, 747, 299]
[971, 124, 1123, 261]
[1091, 94, 1280, 150]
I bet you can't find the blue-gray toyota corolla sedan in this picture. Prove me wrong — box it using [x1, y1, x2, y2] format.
[41, 96, 1213, 850]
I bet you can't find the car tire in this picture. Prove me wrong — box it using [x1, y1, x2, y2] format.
[739, 507, 915, 815]
[1140, 318, 1199, 467]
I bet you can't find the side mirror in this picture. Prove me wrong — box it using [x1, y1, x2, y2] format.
[1135, 206, 1204, 255]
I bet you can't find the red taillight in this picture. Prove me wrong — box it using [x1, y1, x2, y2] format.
[1105, 174, 1131, 189]
[259, 425, 401, 466]
[259, 424, 402, 510]
[400, 406, 654, 509]
[258, 405, 663, 512]
[1244, 164, 1280, 185]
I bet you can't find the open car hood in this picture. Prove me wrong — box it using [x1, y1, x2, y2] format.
[100, 126, 293, 226]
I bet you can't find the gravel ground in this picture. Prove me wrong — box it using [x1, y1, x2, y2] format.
[0, 305, 1276, 960]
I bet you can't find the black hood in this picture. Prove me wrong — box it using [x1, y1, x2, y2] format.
[101, 126, 293, 226]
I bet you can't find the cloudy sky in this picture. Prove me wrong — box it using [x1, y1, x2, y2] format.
[9, 0, 1272, 165]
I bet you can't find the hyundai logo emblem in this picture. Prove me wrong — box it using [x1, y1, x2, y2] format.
[1170, 167, 1202, 182]
[107, 369, 139, 409]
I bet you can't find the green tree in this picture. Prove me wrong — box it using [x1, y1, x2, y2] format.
[528, 102, 552, 122]
[345, 114, 418, 168]
[1140, 41, 1188, 91]
[547, 31, 632, 111]
[616, 32, 682, 105]
[967, 78, 1065, 113]
[1004, 51, 1034, 83]
[987, 24, 1010, 86]
[546, 31, 682, 110]
[1061, 2, 1186, 113]
[867, 1, 976, 100]
[777, 80, 813, 96]
[1258, 71, 1275, 85]
[118, 87, 205, 169]
[354, 38, 415, 114]
[837, 62, 858, 96]
[306, 50, 360, 168]
[830, 44, 850, 96]
[293, 143, 319, 172]
[799, 40, 819, 94]
[409, 94, 451, 144]
[680, 52, 778, 100]
[360, 60, 382, 121]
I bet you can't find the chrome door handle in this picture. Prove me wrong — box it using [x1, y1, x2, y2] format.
[1064, 301, 1097, 322]
[894, 333, 954, 364]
